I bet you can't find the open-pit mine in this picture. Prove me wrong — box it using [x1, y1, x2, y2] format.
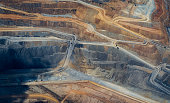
[0, 0, 169, 103]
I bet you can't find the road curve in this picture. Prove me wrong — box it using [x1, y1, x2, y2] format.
[0, 27, 156, 69]
[149, 66, 170, 95]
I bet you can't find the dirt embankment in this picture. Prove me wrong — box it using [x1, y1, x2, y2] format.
[151, 0, 169, 44]
[76, 5, 98, 24]
[0, 17, 108, 42]
[0, 0, 168, 66]
[75, 1, 168, 44]
[118, 21, 165, 40]
[118, 43, 161, 65]
[0, 1, 79, 15]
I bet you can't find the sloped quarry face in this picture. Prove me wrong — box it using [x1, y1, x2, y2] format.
[0, 37, 68, 70]
[0, 34, 169, 102]
[70, 44, 170, 101]
[71, 44, 152, 71]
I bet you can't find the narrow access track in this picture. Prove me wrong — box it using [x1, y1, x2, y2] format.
[0, 0, 168, 50]
[149, 65, 170, 95]
[0, 27, 156, 70]
[57, 0, 169, 49]
[0, 80, 155, 103]
[0, 94, 60, 103]
[0, 3, 148, 45]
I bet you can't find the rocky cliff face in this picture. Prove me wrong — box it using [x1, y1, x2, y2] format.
[70, 44, 170, 101]
[0, 37, 68, 70]
[71, 44, 151, 71]
[0, 0, 169, 66]
[0, 0, 169, 102]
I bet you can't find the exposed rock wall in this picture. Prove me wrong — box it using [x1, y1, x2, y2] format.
[70, 44, 170, 100]
[0, 19, 107, 42]
[1, 1, 79, 15]
[76, 5, 98, 24]
[152, 0, 169, 44]
[117, 42, 161, 65]
[0, 38, 68, 70]
[71, 44, 152, 72]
